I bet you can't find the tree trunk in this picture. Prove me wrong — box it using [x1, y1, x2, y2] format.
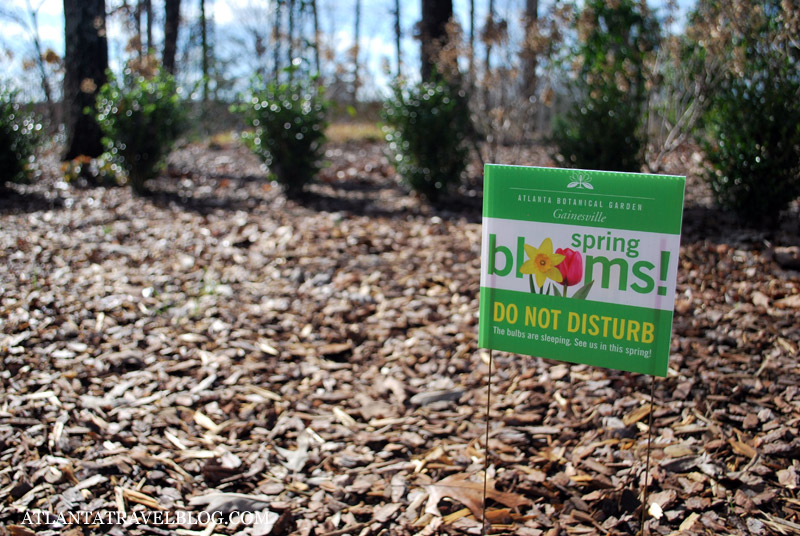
[200, 0, 209, 103]
[135, 0, 143, 56]
[163, 0, 180, 74]
[144, 0, 152, 53]
[394, 0, 401, 77]
[288, 0, 295, 80]
[483, 0, 494, 108]
[62, 0, 108, 160]
[311, 0, 321, 75]
[420, 0, 453, 81]
[26, 2, 57, 125]
[274, 0, 283, 76]
[468, 0, 475, 86]
[288, 0, 294, 63]
[353, 0, 361, 104]
[484, 0, 494, 77]
[522, 0, 538, 97]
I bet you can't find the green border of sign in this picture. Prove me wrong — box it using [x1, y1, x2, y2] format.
[479, 165, 685, 377]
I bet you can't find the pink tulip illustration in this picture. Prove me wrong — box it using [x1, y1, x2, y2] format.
[555, 247, 583, 290]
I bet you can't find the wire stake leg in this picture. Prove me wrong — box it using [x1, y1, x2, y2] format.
[640, 375, 657, 536]
[482, 350, 493, 535]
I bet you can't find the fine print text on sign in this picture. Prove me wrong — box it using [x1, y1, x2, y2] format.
[479, 165, 686, 377]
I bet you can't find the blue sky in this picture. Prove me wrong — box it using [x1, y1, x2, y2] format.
[1, 0, 695, 100]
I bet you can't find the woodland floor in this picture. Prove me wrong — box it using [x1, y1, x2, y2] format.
[1, 137, 800, 536]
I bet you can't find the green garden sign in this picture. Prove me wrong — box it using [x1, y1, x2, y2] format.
[478, 165, 685, 377]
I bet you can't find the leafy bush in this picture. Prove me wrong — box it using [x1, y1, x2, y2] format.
[237, 73, 328, 197]
[95, 66, 185, 193]
[690, 0, 800, 224]
[700, 69, 800, 223]
[0, 86, 41, 187]
[381, 78, 471, 200]
[551, 0, 659, 172]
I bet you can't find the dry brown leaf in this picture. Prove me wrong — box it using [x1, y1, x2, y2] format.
[485, 508, 514, 525]
[424, 473, 530, 521]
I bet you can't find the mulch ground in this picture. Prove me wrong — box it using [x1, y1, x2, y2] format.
[1, 138, 799, 536]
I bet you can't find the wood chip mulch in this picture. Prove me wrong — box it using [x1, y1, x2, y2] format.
[1, 139, 799, 536]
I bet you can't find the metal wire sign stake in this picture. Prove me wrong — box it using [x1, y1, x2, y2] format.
[477, 165, 685, 534]
[482, 349, 493, 535]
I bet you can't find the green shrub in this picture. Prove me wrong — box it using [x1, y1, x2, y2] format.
[95, 66, 185, 193]
[381, 78, 471, 200]
[0, 86, 41, 187]
[551, 0, 659, 172]
[237, 72, 328, 197]
[551, 98, 644, 173]
[690, 0, 800, 224]
[701, 70, 800, 224]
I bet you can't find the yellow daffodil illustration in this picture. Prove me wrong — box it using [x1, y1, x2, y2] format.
[520, 238, 566, 288]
